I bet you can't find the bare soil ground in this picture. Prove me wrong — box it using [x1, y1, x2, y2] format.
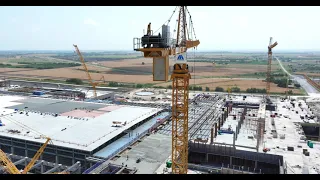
[156, 78, 301, 94]
[4, 67, 156, 84]
[0, 58, 294, 93]
[98, 59, 278, 77]
[0, 68, 33, 73]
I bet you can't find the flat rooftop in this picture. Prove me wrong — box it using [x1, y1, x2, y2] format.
[93, 112, 170, 158]
[111, 133, 172, 174]
[262, 99, 320, 174]
[213, 96, 320, 174]
[0, 95, 161, 151]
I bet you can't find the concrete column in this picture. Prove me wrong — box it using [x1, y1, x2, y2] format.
[206, 153, 209, 162]
[221, 113, 224, 123]
[255, 161, 258, 169]
[210, 128, 214, 144]
[55, 155, 59, 164]
[318, 127, 320, 141]
[230, 157, 233, 166]
[214, 123, 218, 137]
[41, 163, 44, 173]
[25, 149, 28, 157]
[11, 146, 14, 154]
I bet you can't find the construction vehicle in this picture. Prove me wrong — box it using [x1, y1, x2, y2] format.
[73, 44, 105, 98]
[0, 115, 53, 174]
[266, 37, 278, 100]
[134, 6, 200, 174]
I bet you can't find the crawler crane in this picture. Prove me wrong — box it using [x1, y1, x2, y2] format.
[73, 44, 105, 98]
[0, 115, 55, 174]
[133, 6, 200, 174]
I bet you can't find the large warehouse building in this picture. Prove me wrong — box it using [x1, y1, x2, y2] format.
[0, 95, 161, 173]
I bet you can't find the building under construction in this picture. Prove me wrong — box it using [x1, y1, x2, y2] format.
[0, 90, 320, 174]
[0, 94, 165, 173]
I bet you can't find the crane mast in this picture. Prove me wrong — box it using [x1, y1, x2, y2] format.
[0, 116, 53, 174]
[133, 6, 199, 174]
[266, 37, 278, 99]
[171, 6, 189, 174]
[0, 149, 21, 174]
[21, 137, 51, 174]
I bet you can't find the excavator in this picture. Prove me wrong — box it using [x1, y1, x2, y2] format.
[0, 115, 67, 174]
[73, 44, 105, 98]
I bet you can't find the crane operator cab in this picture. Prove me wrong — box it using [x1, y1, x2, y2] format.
[141, 23, 170, 49]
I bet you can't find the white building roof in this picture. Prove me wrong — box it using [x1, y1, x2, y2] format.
[0, 95, 160, 151]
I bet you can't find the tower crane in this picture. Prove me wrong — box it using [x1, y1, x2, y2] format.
[0, 115, 52, 174]
[133, 6, 200, 174]
[266, 37, 278, 99]
[73, 44, 105, 98]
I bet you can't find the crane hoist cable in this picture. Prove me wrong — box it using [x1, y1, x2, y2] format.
[153, 6, 179, 34]
[186, 8, 197, 40]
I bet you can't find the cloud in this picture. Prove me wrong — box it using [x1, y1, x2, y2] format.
[83, 18, 99, 26]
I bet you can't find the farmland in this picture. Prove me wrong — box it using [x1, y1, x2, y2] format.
[0, 51, 317, 95]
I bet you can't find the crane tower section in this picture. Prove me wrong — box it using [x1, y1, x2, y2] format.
[266, 37, 278, 99]
[133, 6, 200, 174]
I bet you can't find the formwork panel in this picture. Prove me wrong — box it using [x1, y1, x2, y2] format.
[60, 109, 105, 118]
[98, 105, 124, 112]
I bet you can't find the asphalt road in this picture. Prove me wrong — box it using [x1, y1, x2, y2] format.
[275, 57, 319, 96]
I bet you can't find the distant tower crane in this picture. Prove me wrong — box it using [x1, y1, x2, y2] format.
[266, 37, 278, 99]
[285, 74, 290, 99]
[73, 44, 105, 98]
[133, 6, 200, 174]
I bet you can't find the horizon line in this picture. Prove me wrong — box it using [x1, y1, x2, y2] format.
[1, 49, 320, 52]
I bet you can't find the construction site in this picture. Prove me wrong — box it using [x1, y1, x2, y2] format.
[0, 6, 320, 175]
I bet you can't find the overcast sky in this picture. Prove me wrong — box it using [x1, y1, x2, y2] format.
[1, 6, 320, 51]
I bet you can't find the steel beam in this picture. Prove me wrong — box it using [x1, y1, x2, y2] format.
[29, 161, 44, 171]
[44, 164, 62, 174]
[63, 161, 81, 172]
[13, 157, 28, 166]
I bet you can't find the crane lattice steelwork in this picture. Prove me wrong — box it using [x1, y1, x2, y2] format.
[0, 116, 52, 174]
[133, 6, 200, 174]
[266, 37, 278, 98]
[73, 44, 105, 98]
